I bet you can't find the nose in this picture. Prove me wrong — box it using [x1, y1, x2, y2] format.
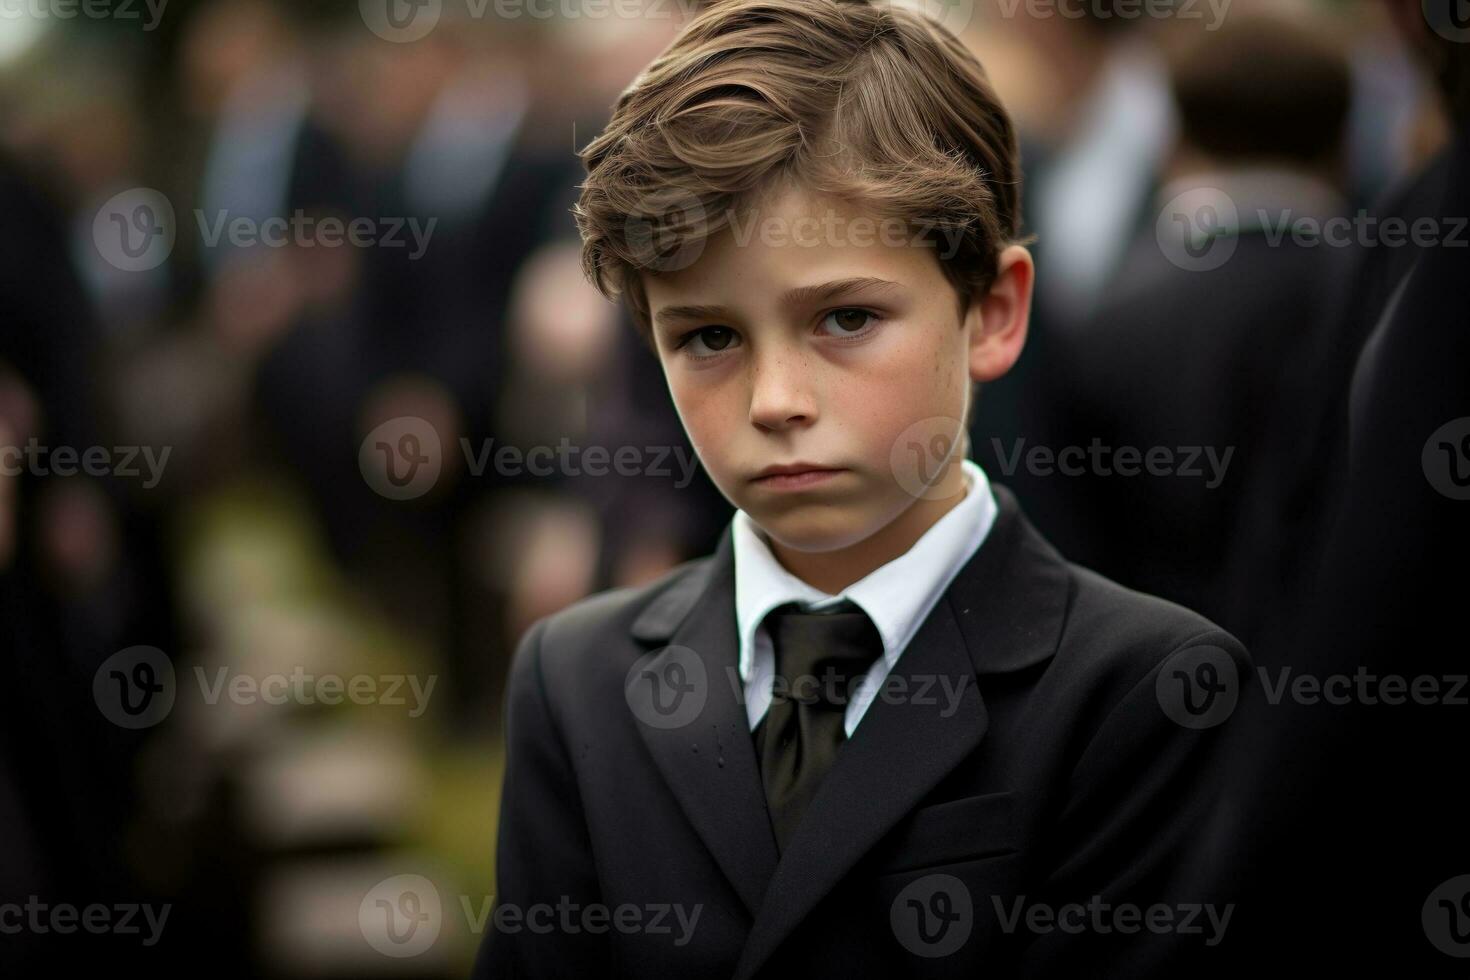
[747, 342, 818, 432]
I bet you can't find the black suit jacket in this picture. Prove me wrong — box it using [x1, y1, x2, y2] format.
[473, 484, 1253, 978]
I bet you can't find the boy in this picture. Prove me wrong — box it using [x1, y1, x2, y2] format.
[474, 1, 1251, 976]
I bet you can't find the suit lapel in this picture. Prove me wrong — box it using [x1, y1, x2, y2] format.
[627, 527, 781, 916]
[731, 483, 1071, 980]
[624, 483, 1072, 974]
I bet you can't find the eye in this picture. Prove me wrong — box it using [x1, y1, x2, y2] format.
[818, 308, 881, 338]
[677, 325, 741, 358]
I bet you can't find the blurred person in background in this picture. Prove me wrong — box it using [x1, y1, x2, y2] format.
[1032, 8, 1355, 647]
[0, 143, 161, 971]
[1227, 0, 1470, 971]
[963, 2, 1178, 526]
[2, 0, 1462, 973]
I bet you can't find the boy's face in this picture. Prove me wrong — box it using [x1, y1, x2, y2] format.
[642, 184, 1030, 558]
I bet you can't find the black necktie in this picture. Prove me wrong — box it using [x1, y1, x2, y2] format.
[753, 600, 884, 852]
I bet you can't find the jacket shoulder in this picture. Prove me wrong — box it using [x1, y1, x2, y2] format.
[1057, 560, 1253, 688]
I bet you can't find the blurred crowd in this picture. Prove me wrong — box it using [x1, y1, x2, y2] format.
[0, 0, 1465, 974]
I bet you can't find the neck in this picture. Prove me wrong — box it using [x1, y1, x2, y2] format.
[768, 458, 970, 595]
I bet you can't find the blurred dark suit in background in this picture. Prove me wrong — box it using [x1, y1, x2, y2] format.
[1027, 12, 1354, 649]
[1227, 2, 1470, 971]
[0, 148, 158, 972]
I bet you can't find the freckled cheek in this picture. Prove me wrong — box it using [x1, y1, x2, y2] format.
[831, 346, 938, 458]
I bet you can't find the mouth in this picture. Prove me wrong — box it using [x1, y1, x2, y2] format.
[749, 463, 848, 491]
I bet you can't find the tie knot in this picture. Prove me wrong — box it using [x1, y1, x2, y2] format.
[765, 600, 884, 710]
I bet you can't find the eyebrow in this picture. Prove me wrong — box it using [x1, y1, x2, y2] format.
[652, 276, 904, 329]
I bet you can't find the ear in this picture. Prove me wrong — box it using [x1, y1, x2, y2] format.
[966, 245, 1034, 383]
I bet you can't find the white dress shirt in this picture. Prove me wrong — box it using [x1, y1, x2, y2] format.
[731, 458, 998, 737]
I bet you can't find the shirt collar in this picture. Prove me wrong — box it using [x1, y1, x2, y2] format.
[732, 458, 997, 681]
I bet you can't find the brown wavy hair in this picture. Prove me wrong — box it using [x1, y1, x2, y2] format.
[572, 0, 1025, 344]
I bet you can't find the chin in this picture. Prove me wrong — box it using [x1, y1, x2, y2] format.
[752, 508, 881, 555]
